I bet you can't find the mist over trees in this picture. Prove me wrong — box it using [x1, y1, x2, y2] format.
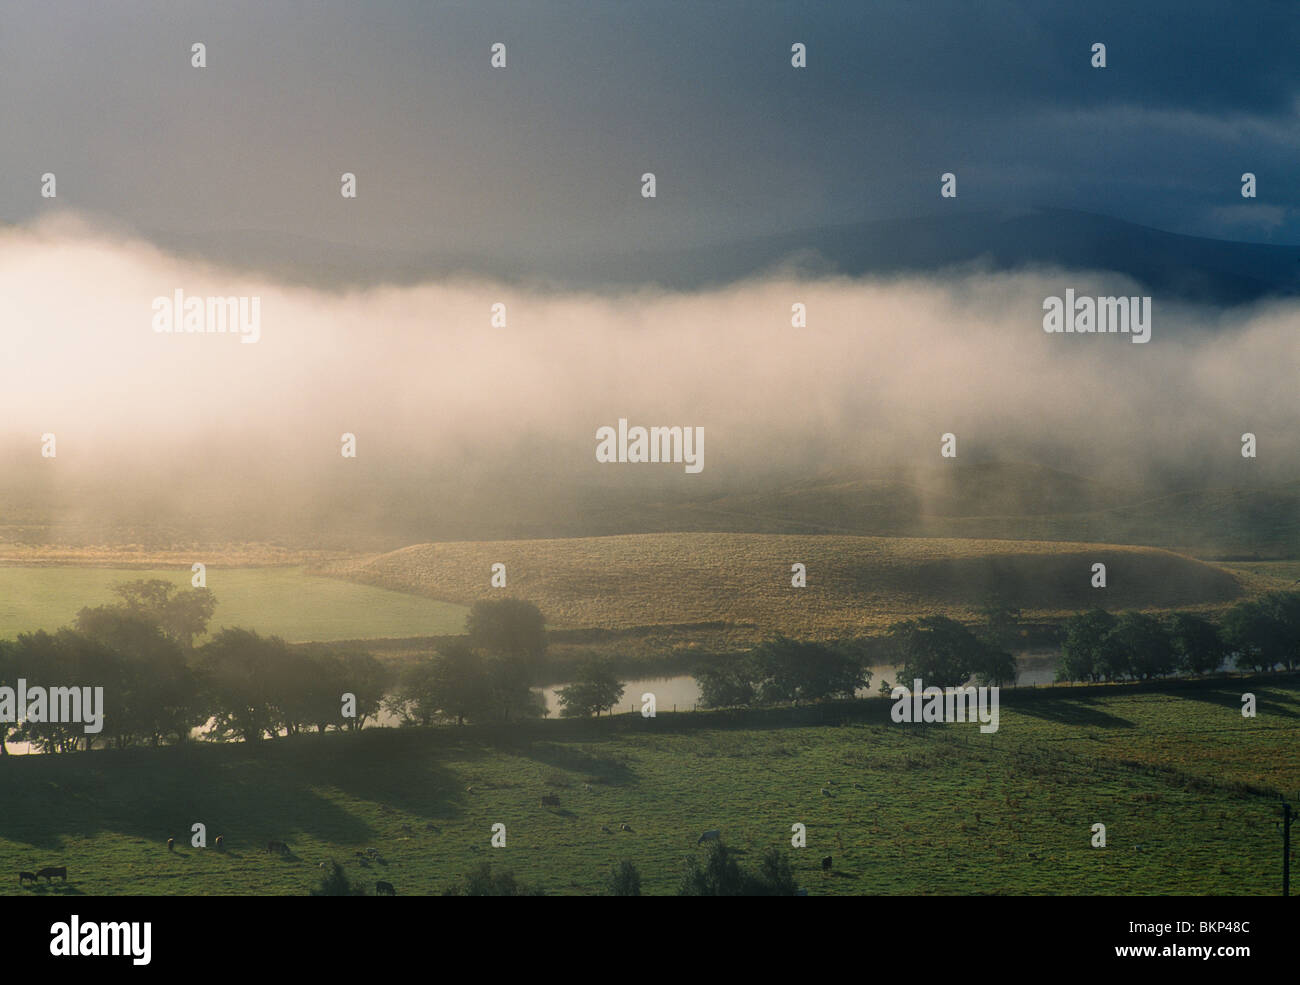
[886, 616, 1016, 689]
[386, 599, 549, 727]
[0, 579, 389, 752]
[697, 637, 869, 708]
[1055, 593, 1300, 682]
[556, 657, 625, 717]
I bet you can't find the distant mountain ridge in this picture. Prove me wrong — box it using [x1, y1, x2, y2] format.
[153, 208, 1300, 304]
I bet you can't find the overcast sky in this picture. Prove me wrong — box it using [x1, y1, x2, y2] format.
[1, 0, 1297, 260]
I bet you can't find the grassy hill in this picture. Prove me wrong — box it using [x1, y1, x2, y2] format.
[4, 461, 1297, 558]
[317, 532, 1247, 637]
[2, 677, 1295, 896]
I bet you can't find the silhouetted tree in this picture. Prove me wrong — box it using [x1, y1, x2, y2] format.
[108, 579, 215, 648]
[606, 860, 642, 896]
[887, 616, 984, 689]
[310, 862, 365, 896]
[1113, 611, 1176, 680]
[442, 863, 543, 896]
[556, 657, 625, 717]
[1167, 612, 1226, 675]
[466, 598, 547, 679]
[678, 841, 799, 896]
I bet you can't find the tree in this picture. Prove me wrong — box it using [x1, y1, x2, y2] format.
[108, 579, 216, 648]
[196, 628, 287, 742]
[606, 860, 642, 896]
[679, 840, 747, 896]
[696, 660, 757, 708]
[1057, 609, 1116, 682]
[9, 630, 121, 753]
[336, 649, 392, 730]
[1258, 591, 1300, 670]
[442, 863, 543, 896]
[479, 657, 547, 723]
[1166, 612, 1226, 676]
[556, 658, 625, 717]
[386, 642, 541, 726]
[887, 616, 985, 689]
[748, 636, 869, 704]
[386, 642, 489, 727]
[310, 862, 365, 896]
[977, 594, 1023, 651]
[466, 599, 547, 678]
[972, 639, 1018, 687]
[678, 841, 800, 896]
[1113, 611, 1175, 680]
[1221, 600, 1286, 672]
[74, 607, 203, 746]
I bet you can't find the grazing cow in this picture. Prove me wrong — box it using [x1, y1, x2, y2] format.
[601, 826, 612, 834]
[583, 783, 592, 792]
[215, 835, 224, 851]
[166, 837, 175, 851]
[266, 840, 290, 855]
[820, 788, 831, 797]
[821, 856, 832, 872]
[375, 880, 396, 896]
[697, 829, 721, 846]
[619, 823, 633, 832]
[540, 794, 560, 807]
[36, 866, 67, 882]
[18, 871, 37, 885]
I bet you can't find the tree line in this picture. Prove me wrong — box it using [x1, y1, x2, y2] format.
[313, 841, 800, 896]
[0, 580, 394, 753]
[1056, 592, 1300, 682]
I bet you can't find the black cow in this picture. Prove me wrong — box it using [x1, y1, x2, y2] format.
[166, 837, 175, 851]
[821, 856, 832, 872]
[375, 880, 396, 896]
[36, 866, 67, 882]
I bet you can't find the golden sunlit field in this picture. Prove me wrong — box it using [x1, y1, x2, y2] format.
[316, 532, 1249, 637]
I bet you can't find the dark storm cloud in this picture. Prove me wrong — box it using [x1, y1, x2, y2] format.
[0, 0, 1296, 270]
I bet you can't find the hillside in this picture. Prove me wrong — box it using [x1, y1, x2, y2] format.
[4, 462, 1295, 559]
[2, 679, 1295, 896]
[316, 532, 1246, 636]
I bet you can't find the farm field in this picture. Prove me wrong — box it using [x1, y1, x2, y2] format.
[316, 532, 1250, 637]
[0, 566, 468, 643]
[2, 678, 1295, 896]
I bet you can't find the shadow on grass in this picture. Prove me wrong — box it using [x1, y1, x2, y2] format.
[0, 729, 465, 853]
[1006, 697, 1136, 729]
[1179, 686, 1300, 720]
